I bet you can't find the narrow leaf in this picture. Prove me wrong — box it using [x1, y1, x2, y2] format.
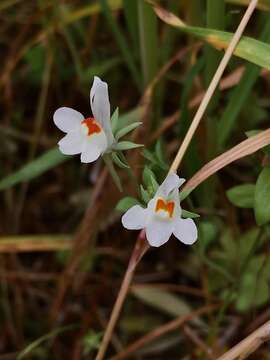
[227, 184, 255, 208]
[151, 2, 270, 70]
[116, 197, 141, 212]
[114, 141, 143, 151]
[0, 148, 67, 191]
[111, 152, 130, 169]
[182, 209, 200, 219]
[255, 167, 270, 225]
[115, 121, 142, 140]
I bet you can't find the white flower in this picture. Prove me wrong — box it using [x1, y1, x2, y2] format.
[122, 173, 198, 247]
[53, 76, 115, 163]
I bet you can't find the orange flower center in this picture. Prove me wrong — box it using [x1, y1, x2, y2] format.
[155, 198, 175, 218]
[81, 117, 102, 136]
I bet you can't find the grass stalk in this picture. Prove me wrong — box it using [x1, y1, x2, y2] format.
[169, 0, 258, 173]
[100, 0, 141, 90]
[95, 232, 149, 360]
[138, 1, 158, 86]
[218, 16, 270, 148]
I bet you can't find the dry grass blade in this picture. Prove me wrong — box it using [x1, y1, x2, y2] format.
[217, 319, 270, 359]
[183, 128, 270, 192]
[0, 235, 71, 252]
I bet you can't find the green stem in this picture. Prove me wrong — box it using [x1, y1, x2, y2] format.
[103, 154, 123, 192]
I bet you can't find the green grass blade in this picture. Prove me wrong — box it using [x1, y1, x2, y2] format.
[205, 0, 225, 85]
[18, 325, 77, 359]
[218, 18, 270, 147]
[152, 4, 270, 70]
[100, 0, 141, 89]
[226, 0, 270, 12]
[0, 148, 67, 191]
[138, 1, 158, 86]
[123, 0, 139, 53]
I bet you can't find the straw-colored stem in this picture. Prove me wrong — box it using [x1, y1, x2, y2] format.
[169, 0, 258, 173]
[95, 232, 149, 360]
[217, 319, 270, 360]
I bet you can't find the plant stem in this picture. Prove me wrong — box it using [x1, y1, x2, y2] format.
[95, 2, 258, 358]
[217, 319, 270, 360]
[169, 0, 258, 173]
[95, 231, 149, 360]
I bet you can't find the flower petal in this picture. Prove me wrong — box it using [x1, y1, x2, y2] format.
[90, 77, 114, 146]
[145, 218, 173, 247]
[80, 131, 107, 163]
[122, 205, 148, 230]
[157, 172, 185, 198]
[173, 218, 198, 245]
[58, 130, 84, 155]
[54, 107, 83, 133]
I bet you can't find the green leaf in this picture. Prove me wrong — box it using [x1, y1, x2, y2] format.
[179, 188, 193, 201]
[226, 0, 270, 12]
[18, 325, 77, 359]
[132, 285, 203, 325]
[182, 209, 200, 219]
[255, 167, 270, 225]
[226, 184, 255, 208]
[153, 4, 270, 70]
[0, 148, 67, 191]
[111, 107, 119, 133]
[115, 121, 142, 140]
[143, 166, 158, 190]
[114, 141, 143, 151]
[111, 152, 130, 169]
[82, 330, 103, 356]
[140, 185, 151, 204]
[116, 196, 142, 212]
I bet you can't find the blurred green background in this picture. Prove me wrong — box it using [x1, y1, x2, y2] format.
[1, 0, 270, 358]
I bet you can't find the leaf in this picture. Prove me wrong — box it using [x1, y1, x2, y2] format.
[142, 166, 159, 191]
[181, 209, 200, 219]
[82, 330, 102, 356]
[115, 121, 142, 140]
[226, 184, 255, 208]
[151, 2, 270, 70]
[0, 148, 67, 191]
[116, 197, 141, 212]
[111, 152, 130, 169]
[18, 325, 77, 359]
[132, 285, 192, 317]
[217, 17, 270, 147]
[140, 185, 151, 204]
[111, 107, 119, 133]
[226, 0, 270, 12]
[254, 167, 270, 225]
[114, 141, 143, 151]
